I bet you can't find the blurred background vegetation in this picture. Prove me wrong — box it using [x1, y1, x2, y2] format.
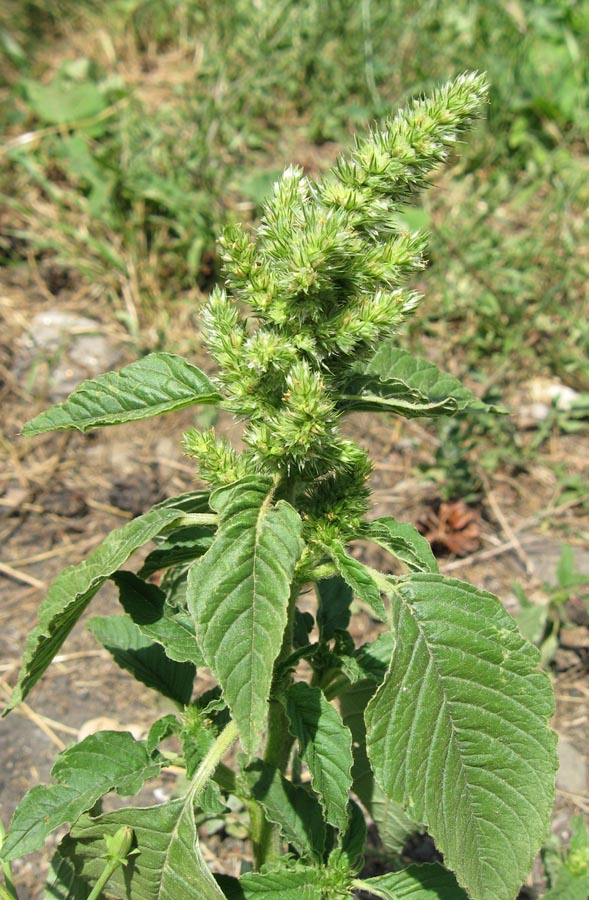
[1, 0, 588, 404]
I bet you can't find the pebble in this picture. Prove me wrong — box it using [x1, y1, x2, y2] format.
[14, 309, 121, 401]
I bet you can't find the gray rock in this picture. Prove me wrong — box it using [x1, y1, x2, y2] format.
[519, 532, 589, 586]
[14, 309, 121, 401]
[556, 736, 588, 795]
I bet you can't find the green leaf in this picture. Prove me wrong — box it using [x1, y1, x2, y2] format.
[87, 614, 195, 706]
[316, 575, 352, 641]
[362, 863, 470, 899]
[365, 574, 558, 900]
[285, 682, 353, 833]
[339, 677, 418, 855]
[146, 715, 180, 754]
[22, 77, 108, 125]
[113, 571, 203, 667]
[364, 518, 438, 574]
[244, 761, 326, 860]
[343, 346, 495, 417]
[340, 374, 452, 418]
[139, 525, 214, 578]
[5, 504, 188, 712]
[44, 798, 226, 900]
[323, 541, 386, 620]
[216, 864, 323, 900]
[188, 476, 304, 755]
[331, 798, 366, 874]
[2, 731, 161, 862]
[543, 815, 589, 900]
[22, 353, 220, 435]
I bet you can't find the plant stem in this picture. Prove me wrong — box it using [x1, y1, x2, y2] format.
[86, 855, 127, 900]
[191, 719, 239, 803]
[0, 822, 18, 900]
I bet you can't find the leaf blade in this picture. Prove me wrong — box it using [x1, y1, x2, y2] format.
[364, 518, 438, 574]
[324, 541, 386, 621]
[285, 682, 353, 833]
[113, 571, 203, 666]
[22, 353, 220, 435]
[345, 346, 495, 417]
[217, 865, 323, 900]
[243, 760, 327, 860]
[44, 798, 226, 900]
[362, 862, 470, 899]
[5, 505, 188, 712]
[188, 477, 304, 755]
[87, 614, 195, 705]
[2, 731, 161, 861]
[366, 574, 557, 900]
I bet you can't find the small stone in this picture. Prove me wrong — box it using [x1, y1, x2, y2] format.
[557, 736, 588, 795]
[14, 309, 121, 401]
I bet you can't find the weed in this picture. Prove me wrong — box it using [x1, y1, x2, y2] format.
[0, 73, 557, 900]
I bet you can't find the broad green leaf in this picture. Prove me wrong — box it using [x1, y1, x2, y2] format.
[44, 798, 226, 900]
[316, 575, 352, 641]
[340, 374, 452, 418]
[366, 574, 558, 900]
[364, 518, 438, 573]
[188, 476, 304, 755]
[244, 760, 326, 860]
[146, 715, 180, 754]
[362, 863, 469, 899]
[216, 865, 323, 899]
[339, 677, 417, 855]
[5, 505, 188, 712]
[285, 682, 353, 833]
[22, 77, 108, 125]
[340, 347, 498, 418]
[323, 541, 386, 620]
[113, 571, 203, 666]
[2, 731, 161, 861]
[87, 614, 195, 706]
[22, 353, 220, 435]
[152, 489, 211, 515]
[330, 798, 367, 874]
[139, 525, 214, 578]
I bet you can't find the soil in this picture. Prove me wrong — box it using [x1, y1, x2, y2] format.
[1, 265, 588, 899]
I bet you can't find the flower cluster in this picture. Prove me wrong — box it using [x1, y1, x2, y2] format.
[185, 73, 488, 533]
